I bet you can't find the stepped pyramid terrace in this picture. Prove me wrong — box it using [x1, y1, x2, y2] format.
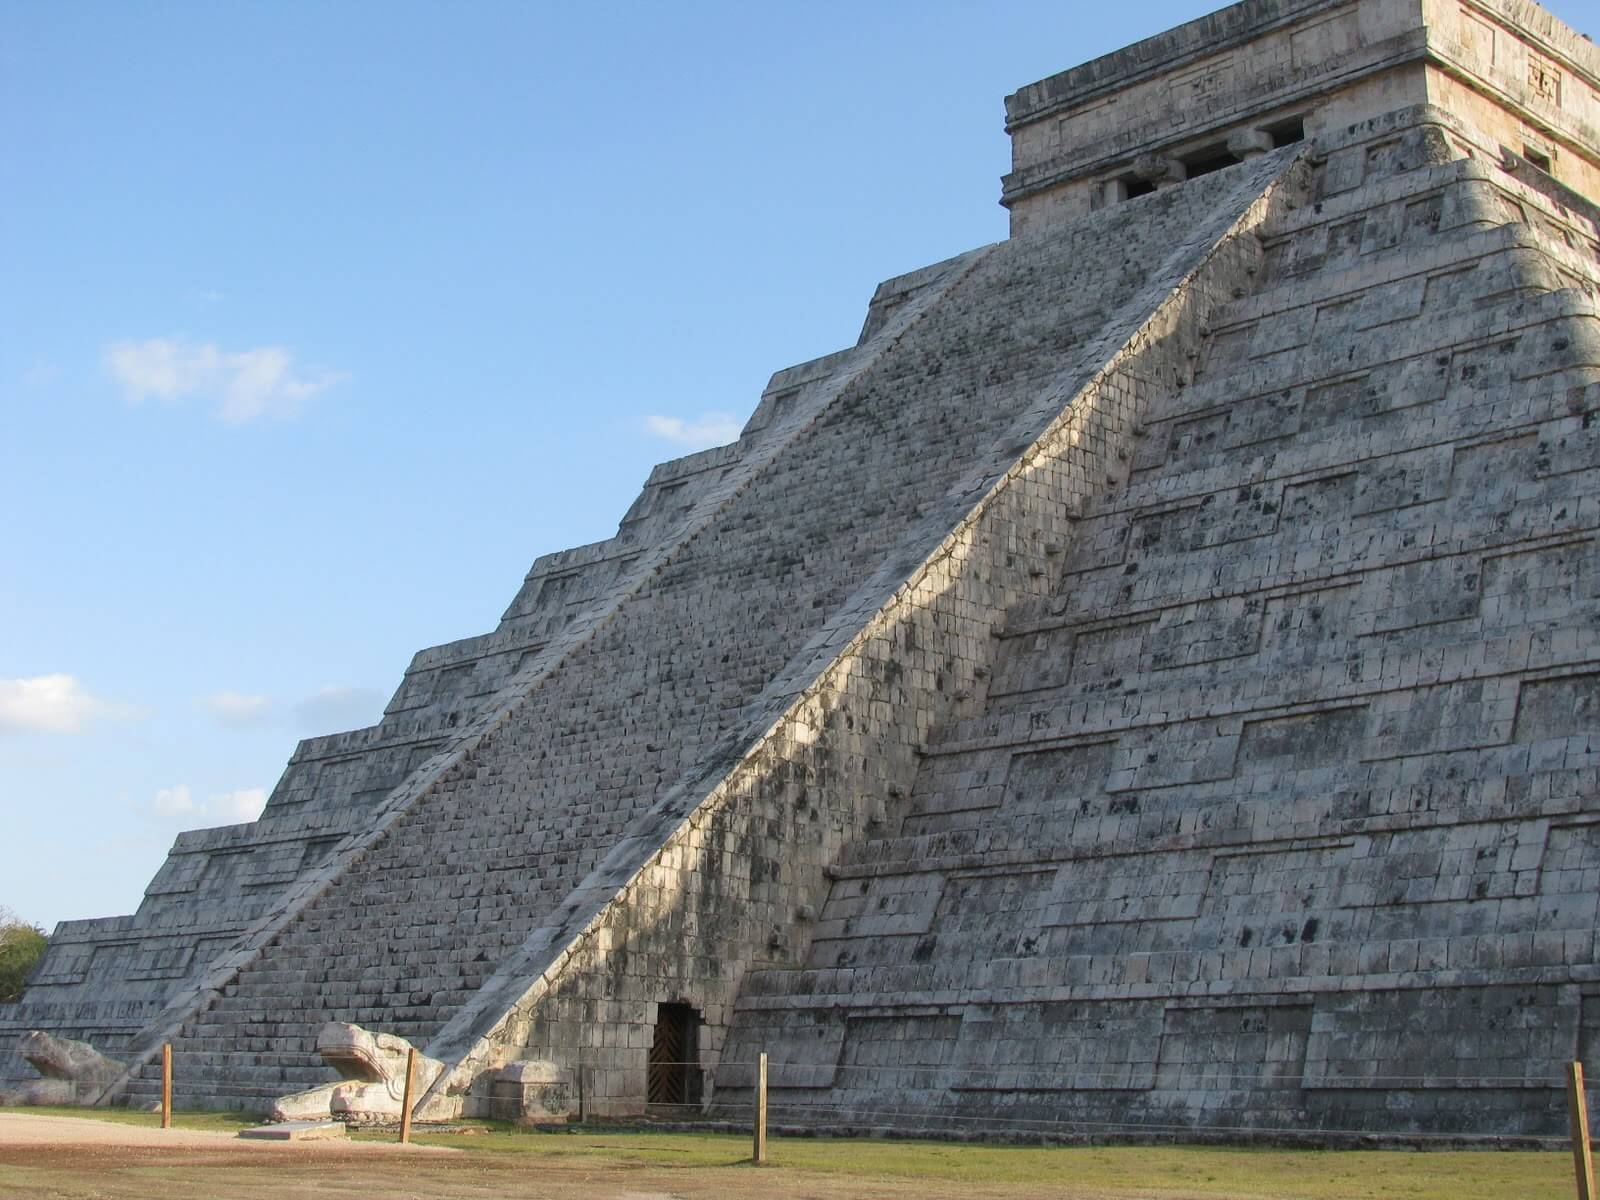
[6, 0, 1600, 1139]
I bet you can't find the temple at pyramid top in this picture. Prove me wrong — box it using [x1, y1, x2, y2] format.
[1002, 0, 1599, 234]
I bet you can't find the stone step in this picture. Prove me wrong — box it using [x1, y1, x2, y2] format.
[1119, 325, 1594, 514]
[1256, 158, 1489, 244]
[1035, 482, 1597, 647]
[976, 599, 1599, 730]
[1010, 391, 1598, 636]
[1131, 292, 1595, 462]
[1204, 221, 1555, 335]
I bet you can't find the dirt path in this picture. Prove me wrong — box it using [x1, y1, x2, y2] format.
[0, 1112, 454, 1151]
[0, 1113, 1120, 1200]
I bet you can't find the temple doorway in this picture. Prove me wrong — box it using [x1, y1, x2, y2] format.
[646, 1001, 703, 1110]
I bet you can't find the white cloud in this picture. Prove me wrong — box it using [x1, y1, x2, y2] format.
[212, 788, 268, 822]
[149, 784, 267, 825]
[152, 784, 197, 817]
[104, 336, 346, 424]
[643, 412, 741, 449]
[203, 690, 272, 727]
[0, 674, 129, 735]
[294, 685, 385, 733]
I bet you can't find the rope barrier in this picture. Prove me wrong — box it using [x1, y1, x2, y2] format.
[543, 1052, 1578, 1145]
[753, 1097, 1568, 1144]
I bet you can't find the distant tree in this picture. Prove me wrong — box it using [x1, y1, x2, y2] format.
[0, 907, 47, 1003]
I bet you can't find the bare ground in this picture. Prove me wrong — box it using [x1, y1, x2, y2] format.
[0, 1114, 1121, 1200]
[0, 1112, 1570, 1200]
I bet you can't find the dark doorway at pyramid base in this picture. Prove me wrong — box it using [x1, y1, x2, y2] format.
[647, 1001, 704, 1112]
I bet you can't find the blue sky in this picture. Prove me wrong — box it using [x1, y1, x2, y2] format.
[2, 1, 1592, 931]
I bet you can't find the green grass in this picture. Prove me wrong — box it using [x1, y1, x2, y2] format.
[0, 1104, 257, 1133]
[2, 1107, 1573, 1198]
[365, 1123, 1572, 1199]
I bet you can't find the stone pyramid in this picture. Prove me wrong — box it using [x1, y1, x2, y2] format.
[7, 0, 1599, 1139]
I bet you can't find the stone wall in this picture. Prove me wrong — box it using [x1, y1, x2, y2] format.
[716, 106, 1600, 1139]
[1002, 0, 1600, 234]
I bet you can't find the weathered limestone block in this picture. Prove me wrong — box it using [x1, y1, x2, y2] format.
[269, 1023, 443, 1124]
[489, 1060, 571, 1124]
[1227, 129, 1274, 161]
[0, 1032, 125, 1106]
[1132, 152, 1187, 189]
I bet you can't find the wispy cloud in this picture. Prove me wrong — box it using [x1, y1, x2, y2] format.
[211, 787, 268, 822]
[294, 685, 385, 733]
[205, 688, 388, 731]
[152, 784, 197, 817]
[150, 784, 268, 825]
[203, 690, 273, 728]
[104, 336, 347, 423]
[0, 674, 135, 735]
[643, 412, 741, 449]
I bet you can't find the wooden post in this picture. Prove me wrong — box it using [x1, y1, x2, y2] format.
[398, 1047, 417, 1145]
[752, 1052, 768, 1165]
[576, 1056, 586, 1124]
[160, 1043, 172, 1130]
[1569, 1062, 1595, 1200]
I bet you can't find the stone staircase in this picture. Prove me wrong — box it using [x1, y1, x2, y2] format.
[119, 150, 1298, 1112]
